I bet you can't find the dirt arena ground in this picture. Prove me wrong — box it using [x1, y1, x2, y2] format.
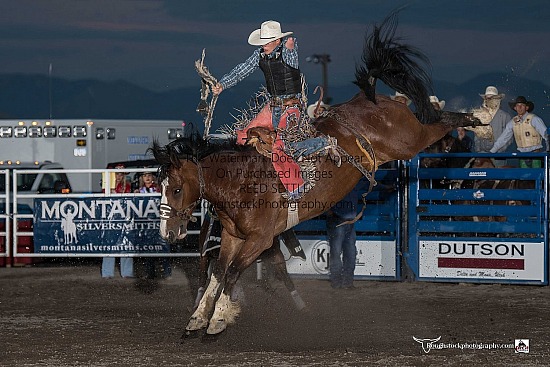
[1, 261, 549, 366]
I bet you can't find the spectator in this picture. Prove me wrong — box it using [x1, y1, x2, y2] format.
[137, 171, 158, 193]
[326, 178, 371, 289]
[429, 95, 445, 111]
[456, 127, 473, 152]
[138, 171, 172, 280]
[101, 164, 134, 279]
[490, 96, 548, 168]
[307, 101, 330, 119]
[470, 86, 512, 154]
[390, 91, 411, 106]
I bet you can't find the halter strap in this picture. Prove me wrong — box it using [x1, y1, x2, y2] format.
[159, 202, 198, 222]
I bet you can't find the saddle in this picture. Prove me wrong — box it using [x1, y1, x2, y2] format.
[246, 127, 277, 158]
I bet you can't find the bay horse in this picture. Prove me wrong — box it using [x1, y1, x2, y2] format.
[152, 11, 481, 337]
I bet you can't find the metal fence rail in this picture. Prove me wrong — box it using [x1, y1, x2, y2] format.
[1, 168, 204, 263]
[2, 155, 549, 285]
[406, 152, 548, 285]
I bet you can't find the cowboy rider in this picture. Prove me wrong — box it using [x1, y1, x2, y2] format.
[212, 20, 337, 200]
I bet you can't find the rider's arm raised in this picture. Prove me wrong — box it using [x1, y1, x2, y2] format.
[216, 50, 261, 93]
[282, 36, 299, 68]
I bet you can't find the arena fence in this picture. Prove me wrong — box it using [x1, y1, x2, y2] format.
[287, 164, 404, 280]
[1, 156, 549, 286]
[406, 152, 548, 285]
[0, 168, 203, 267]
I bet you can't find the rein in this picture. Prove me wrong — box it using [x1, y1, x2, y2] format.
[195, 49, 219, 139]
[159, 158, 205, 223]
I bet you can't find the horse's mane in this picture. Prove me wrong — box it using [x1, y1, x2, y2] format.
[354, 8, 438, 124]
[150, 131, 247, 181]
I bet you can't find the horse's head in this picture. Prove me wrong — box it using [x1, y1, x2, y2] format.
[150, 137, 206, 243]
[158, 160, 202, 242]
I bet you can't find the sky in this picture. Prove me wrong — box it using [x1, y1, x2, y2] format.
[2, 0, 550, 101]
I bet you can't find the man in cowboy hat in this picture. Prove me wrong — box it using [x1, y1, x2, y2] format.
[212, 20, 339, 200]
[390, 91, 411, 106]
[469, 86, 511, 154]
[307, 101, 330, 119]
[212, 20, 297, 98]
[489, 96, 548, 168]
[429, 95, 445, 111]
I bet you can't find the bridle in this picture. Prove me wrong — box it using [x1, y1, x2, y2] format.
[159, 158, 205, 224]
[160, 201, 198, 223]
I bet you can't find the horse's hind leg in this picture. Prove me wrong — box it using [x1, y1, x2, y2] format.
[263, 239, 306, 311]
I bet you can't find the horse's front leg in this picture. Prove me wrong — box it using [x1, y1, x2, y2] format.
[186, 268, 222, 333]
[205, 232, 245, 335]
[207, 232, 272, 335]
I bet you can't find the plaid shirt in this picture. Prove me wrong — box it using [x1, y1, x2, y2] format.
[219, 37, 299, 91]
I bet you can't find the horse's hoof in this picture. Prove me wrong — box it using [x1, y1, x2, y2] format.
[206, 319, 227, 335]
[186, 316, 208, 331]
[181, 329, 201, 340]
[290, 290, 307, 311]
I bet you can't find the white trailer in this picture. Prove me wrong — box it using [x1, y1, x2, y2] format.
[0, 119, 186, 192]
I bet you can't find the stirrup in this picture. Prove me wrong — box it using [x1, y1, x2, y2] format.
[328, 147, 341, 167]
[325, 136, 341, 167]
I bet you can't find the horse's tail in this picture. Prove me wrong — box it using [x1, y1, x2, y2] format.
[354, 9, 438, 124]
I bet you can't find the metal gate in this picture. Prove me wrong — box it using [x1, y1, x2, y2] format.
[285, 164, 404, 280]
[405, 152, 548, 285]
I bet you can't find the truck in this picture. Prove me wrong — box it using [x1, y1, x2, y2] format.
[0, 119, 186, 193]
[0, 160, 73, 266]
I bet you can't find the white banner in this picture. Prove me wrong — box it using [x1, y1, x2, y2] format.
[282, 237, 397, 278]
[419, 240, 546, 282]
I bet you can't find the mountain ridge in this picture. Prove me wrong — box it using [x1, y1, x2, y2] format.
[1, 73, 548, 131]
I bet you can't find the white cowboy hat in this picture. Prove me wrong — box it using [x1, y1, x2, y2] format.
[307, 101, 330, 118]
[429, 95, 445, 110]
[390, 91, 411, 106]
[248, 20, 293, 46]
[479, 86, 505, 99]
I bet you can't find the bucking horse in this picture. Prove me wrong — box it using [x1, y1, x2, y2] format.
[151, 11, 482, 338]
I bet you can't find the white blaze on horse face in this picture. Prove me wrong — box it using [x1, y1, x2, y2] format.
[159, 177, 169, 238]
[161, 178, 169, 205]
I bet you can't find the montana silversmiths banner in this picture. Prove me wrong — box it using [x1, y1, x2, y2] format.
[34, 197, 169, 254]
